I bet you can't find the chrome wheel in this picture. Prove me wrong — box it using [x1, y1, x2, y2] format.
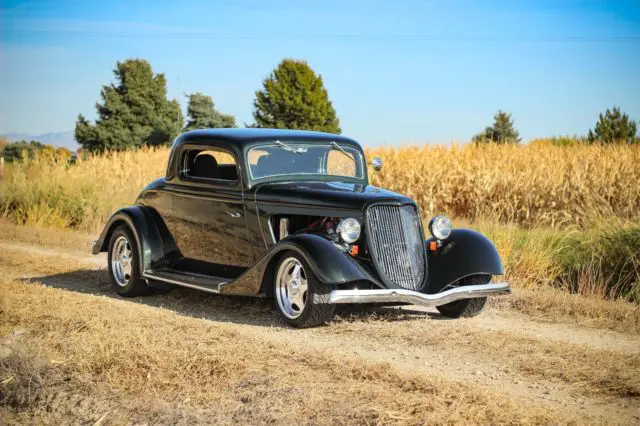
[275, 257, 308, 320]
[111, 235, 133, 287]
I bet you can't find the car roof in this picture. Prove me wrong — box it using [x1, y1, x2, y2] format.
[166, 128, 366, 184]
[173, 128, 361, 150]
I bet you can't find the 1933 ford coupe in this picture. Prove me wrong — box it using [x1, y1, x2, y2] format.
[93, 129, 510, 327]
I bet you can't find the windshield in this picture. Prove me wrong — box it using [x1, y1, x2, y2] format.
[248, 142, 364, 180]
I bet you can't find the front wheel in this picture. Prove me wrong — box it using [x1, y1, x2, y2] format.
[274, 252, 335, 328]
[436, 275, 491, 318]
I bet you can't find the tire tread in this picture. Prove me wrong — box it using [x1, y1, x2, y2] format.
[436, 275, 490, 318]
[107, 225, 150, 297]
[274, 251, 336, 328]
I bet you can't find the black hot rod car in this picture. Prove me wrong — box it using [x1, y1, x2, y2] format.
[93, 129, 510, 327]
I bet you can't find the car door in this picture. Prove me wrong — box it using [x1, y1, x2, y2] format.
[168, 144, 255, 277]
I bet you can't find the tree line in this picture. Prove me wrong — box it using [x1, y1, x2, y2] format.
[2, 57, 638, 160]
[0, 139, 73, 163]
[73, 58, 341, 153]
[474, 108, 638, 145]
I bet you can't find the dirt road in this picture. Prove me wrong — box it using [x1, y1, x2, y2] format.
[1, 240, 639, 424]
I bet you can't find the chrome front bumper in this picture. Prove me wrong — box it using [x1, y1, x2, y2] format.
[329, 282, 511, 306]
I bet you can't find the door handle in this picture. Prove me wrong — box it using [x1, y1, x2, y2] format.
[225, 210, 242, 218]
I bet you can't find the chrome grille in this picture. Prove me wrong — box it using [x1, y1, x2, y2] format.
[366, 204, 426, 290]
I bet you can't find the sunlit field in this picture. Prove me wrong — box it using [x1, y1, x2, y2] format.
[1, 142, 639, 301]
[2, 142, 640, 425]
[368, 143, 640, 227]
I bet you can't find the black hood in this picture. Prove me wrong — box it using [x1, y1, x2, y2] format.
[253, 181, 414, 212]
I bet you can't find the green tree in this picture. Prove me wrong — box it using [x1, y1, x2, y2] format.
[75, 59, 183, 153]
[2, 140, 45, 162]
[587, 106, 637, 144]
[184, 92, 236, 131]
[473, 110, 521, 144]
[253, 59, 341, 133]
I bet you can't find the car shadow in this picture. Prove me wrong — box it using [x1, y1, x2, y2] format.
[24, 269, 441, 328]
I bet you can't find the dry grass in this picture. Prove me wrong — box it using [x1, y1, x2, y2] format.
[0, 277, 567, 425]
[0, 220, 95, 252]
[1, 140, 639, 423]
[369, 143, 640, 227]
[498, 287, 640, 334]
[2, 239, 639, 423]
[0, 148, 168, 232]
[1, 143, 639, 232]
[324, 314, 640, 399]
[471, 220, 640, 301]
[0, 142, 638, 300]
[1, 220, 639, 333]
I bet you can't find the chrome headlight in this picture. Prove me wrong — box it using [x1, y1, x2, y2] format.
[429, 216, 452, 240]
[337, 218, 361, 243]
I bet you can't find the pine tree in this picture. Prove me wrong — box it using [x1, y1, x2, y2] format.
[473, 111, 521, 144]
[587, 106, 637, 144]
[253, 59, 341, 133]
[184, 93, 236, 131]
[75, 59, 183, 153]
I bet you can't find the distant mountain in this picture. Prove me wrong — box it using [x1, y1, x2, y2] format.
[1, 131, 78, 151]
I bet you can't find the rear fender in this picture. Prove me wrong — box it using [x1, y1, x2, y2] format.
[426, 228, 504, 293]
[92, 206, 173, 272]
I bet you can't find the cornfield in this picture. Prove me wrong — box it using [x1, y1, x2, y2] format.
[1, 143, 639, 232]
[368, 143, 640, 227]
[0, 142, 639, 300]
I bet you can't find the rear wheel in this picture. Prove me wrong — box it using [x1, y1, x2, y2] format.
[274, 252, 335, 328]
[436, 275, 491, 318]
[107, 225, 149, 297]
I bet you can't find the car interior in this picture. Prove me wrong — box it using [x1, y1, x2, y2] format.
[184, 149, 238, 181]
[250, 148, 329, 178]
[183, 146, 359, 182]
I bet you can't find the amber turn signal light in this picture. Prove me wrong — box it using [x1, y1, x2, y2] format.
[429, 241, 438, 252]
[349, 245, 359, 256]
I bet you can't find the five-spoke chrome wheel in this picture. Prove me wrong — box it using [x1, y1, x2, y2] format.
[275, 257, 309, 319]
[111, 235, 133, 287]
[107, 225, 149, 297]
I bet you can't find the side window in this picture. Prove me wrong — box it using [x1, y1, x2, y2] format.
[183, 148, 238, 182]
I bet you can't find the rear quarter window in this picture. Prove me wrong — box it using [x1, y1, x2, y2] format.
[182, 148, 238, 182]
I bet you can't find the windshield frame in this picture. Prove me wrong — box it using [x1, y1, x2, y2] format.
[246, 141, 368, 185]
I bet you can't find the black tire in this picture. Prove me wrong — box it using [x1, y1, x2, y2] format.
[273, 251, 335, 328]
[436, 275, 491, 318]
[107, 225, 150, 297]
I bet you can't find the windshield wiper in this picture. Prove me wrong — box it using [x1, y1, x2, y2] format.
[274, 140, 305, 154]
[331, 141, 355, 164]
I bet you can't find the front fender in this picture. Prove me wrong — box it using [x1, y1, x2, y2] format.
[219, 234, 378, 296]
[92, 206, 168, 272]
[426, 228, 504, 293]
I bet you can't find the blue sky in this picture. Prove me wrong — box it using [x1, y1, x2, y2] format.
[1, 0, 639, 146]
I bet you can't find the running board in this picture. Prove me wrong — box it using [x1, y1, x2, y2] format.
[143, 270, 228, 294]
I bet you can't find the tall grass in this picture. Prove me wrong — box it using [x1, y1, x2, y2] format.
[368, 143, 640, 227]
[0, 148, 167, 231]
[2, 143, 638, 231]
[1, 143, 639, 300]
[474, 221, 640, 301]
